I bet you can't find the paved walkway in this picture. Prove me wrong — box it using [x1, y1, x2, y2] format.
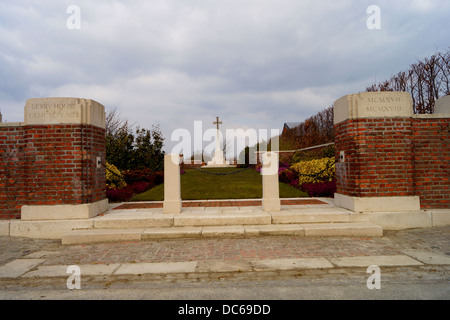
[0, 225, 449, 281]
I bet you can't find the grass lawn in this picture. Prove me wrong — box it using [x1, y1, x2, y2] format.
[131, 167, 308, 201]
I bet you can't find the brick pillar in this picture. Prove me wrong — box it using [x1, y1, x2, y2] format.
[0, 97, 108, 220]
[333, 92, 420, 212]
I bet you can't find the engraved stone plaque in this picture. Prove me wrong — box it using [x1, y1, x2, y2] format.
[334, 92, 413, 124]
[24, 97, 105, 129]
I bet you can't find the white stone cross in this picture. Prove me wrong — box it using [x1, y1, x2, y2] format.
[213, 116, 223, 161]
[206, 116, 229, 166]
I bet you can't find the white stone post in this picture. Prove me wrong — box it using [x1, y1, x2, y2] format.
[163, 154, 182, 214]
[261, 152, 281, 212]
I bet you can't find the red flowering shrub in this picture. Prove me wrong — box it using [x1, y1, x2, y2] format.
[106, 187, 134, 202]
[153, 171, 164, 185]
[106, 169, 164, 202]
[279, 168, 298, 185]
[289, 179, 299, 188]
[122, 168, 156, 184]
[129, 181, 152, 194]
[300, 179, 336, 197]
[121, 169, 164, 188]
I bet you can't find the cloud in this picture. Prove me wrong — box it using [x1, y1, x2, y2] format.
[0, 0, 449, 157]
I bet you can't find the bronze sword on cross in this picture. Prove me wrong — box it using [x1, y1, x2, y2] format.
[213, 116, 222, 130]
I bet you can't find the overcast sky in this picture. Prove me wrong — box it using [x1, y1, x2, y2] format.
[1, 0, 449, 157]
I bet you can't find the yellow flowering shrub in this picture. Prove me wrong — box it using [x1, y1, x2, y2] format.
[106, 162, 127, 189]
[291, 157, 335, 185]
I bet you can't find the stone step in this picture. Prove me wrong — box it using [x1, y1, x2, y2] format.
[271, 208, 352, 224]
[92, 207, 355, 229]
[93, 212, 174, 229]
[173, 211, 272, 227]
[92, 211, 272, 228]
[62, 228, 144, 245]
[301, 222, 383, 237]
[61, 222, 382, 245]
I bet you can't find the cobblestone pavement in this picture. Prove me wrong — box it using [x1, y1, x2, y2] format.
[1, 226, 449, 267]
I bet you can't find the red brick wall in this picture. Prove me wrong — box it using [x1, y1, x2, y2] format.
[0, 126, 26, 219]
[412, 118, 450, 208]
[335, 119, 360, 197]
[335, 116, 449, 209]
[0, 124, 106, 219]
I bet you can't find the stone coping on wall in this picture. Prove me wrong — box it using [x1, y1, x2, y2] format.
[24, 97, 105, 129]
[435, 94, 450, 113]
[413, 113, 450, 119]
[0, 98, 106, 129]
[0, 122, 24, 127]
[0, 97, 105, 129]
[333, 92, 413, 124]
[333, 92, 450, 124]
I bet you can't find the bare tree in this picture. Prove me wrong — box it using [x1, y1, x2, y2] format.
[105, 107, 135, 136]
[391, 71, 408, 92]
[422, 55, 442, 113]
[365, 48, 450, 114]
[437, 49, 450, 95]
